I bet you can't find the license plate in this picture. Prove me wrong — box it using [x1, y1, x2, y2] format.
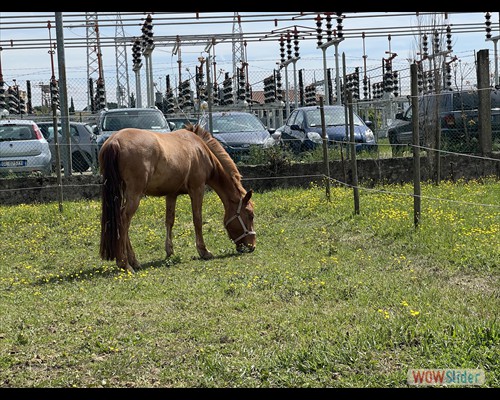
[0, 160, 27, 167]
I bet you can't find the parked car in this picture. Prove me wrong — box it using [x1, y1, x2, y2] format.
[167, 116, 196, 130]
[0, 119, 52, 175]
[95, 107, 172, 152]
[388, 89, 500, 155]
[277, 105, 376, 154]
[37, 121, 98, 173]
[198, 111, 279, 161]
[386, 105, 420, 156]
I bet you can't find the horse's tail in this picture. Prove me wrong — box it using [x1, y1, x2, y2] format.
[99, 141, 124, 261]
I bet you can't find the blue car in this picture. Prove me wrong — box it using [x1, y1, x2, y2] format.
[199, 111, 279, 161]
[277, 105, 376, 154]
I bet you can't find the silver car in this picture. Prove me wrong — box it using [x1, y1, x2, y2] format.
[37, 121, 98, 173]
[0, 119, 52, 175]
[95, 107, 172, 152]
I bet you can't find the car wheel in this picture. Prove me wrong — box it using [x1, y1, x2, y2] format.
[72, 152, 90, 173]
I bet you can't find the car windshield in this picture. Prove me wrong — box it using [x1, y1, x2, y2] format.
[211, 114, 265, 133]
[102, 111, 168, 131]
[306, 108, 364, 127]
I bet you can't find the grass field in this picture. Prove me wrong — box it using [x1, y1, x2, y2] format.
[0, 177, 499, 387]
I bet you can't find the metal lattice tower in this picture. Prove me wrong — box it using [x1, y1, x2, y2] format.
[86, 13, 100, 109]
[114, 13, 130, 108]
[232, 13, 246, 96]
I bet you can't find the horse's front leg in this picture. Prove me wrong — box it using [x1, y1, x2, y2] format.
[190, 191, 213, 260]
[165, 194, 177, 257]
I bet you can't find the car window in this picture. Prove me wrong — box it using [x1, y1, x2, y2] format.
[404, 106, 412, 119]
[293, 110, 304, 127]
[212, 114, 265, 133]
[102, 111, 168, 131]
[38, 125, 53, 140]
[83, 124, 94, 135]
[0, 125, 35, 140]
[305, 108, 364, 127]
[286, 110, 300, 127]
[70, 125, 79, 137]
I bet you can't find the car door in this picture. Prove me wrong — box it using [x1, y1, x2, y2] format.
[282, 109, 306, 153]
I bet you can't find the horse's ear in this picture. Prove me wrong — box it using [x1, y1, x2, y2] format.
[243, 189, 253, 204]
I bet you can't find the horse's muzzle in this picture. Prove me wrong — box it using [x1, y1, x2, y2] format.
[236, 243, 255, 253]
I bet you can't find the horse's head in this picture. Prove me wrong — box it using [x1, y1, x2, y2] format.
[225, 189, 256, 253]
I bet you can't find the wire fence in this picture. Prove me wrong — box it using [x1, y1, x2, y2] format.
[1, 50, 500, 216]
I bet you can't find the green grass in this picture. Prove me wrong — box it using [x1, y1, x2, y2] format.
[0, 178, 499, 387]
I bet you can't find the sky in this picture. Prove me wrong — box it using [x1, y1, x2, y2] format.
[0, 11, 499, 110]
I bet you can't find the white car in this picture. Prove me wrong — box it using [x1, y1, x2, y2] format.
[0, 119, 52, 175]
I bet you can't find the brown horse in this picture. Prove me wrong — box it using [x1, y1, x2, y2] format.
[99, 123, 255, 273]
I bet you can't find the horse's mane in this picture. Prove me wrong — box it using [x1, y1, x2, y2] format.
[185, 123, 245, 193]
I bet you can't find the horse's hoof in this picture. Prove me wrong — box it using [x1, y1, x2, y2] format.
[200, 252, 214, 260]
[125, 265, 136, 274]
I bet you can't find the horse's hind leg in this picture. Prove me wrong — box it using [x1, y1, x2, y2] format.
[116, 194, 141, 273]
[165, 195, 176, 257]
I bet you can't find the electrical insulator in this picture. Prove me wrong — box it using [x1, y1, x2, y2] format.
[427, 72, 433, 93]
[325, 13, 333, 42]
[485, 12, 492, 39]
[293, 28, 300, 58]
[222, 72, 233, 105]
[315, 14, 323, 46]
[384, 60, 393, 93]
[132, 39, 142, 69]
[144, 14, 153, 47]
[417, 65, 424, 94]
[327, 68, 333, 104]
[180, 79, 193, 107]
[95, 79, 106, 111]
[279, 35, 286, 64]
[445, 64, 452, 90]
[392, 71, 399, 97]
[245, 83, 251, 104]
[275, 70, 283, 102]
[18, 95, 26, 114]
[371, 83, 377, 99]
[212, 84, 220, 106]
[263, 76, 276, 103]
[298, 69, 304, 106]
[237, 67, 246, 101]
[0, 82, 6, 111]
[50, 79, 59, 109]
[433, 29, 439, 54]
[165, 89, 174, 114]
[196, 65, 206, 102]
[305, 84, 316, 106]
[8, 86, 19, 114]
[336, 12, 343, 38]
[351, 68, 360, 100]
[446, 25, 453, 52]
[363, 77, 368, 99]
[286, 32, 292, 60]
[422, 34, 428, 58]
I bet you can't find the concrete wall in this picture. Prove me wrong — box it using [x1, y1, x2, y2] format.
[1, 154, 499, 206]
